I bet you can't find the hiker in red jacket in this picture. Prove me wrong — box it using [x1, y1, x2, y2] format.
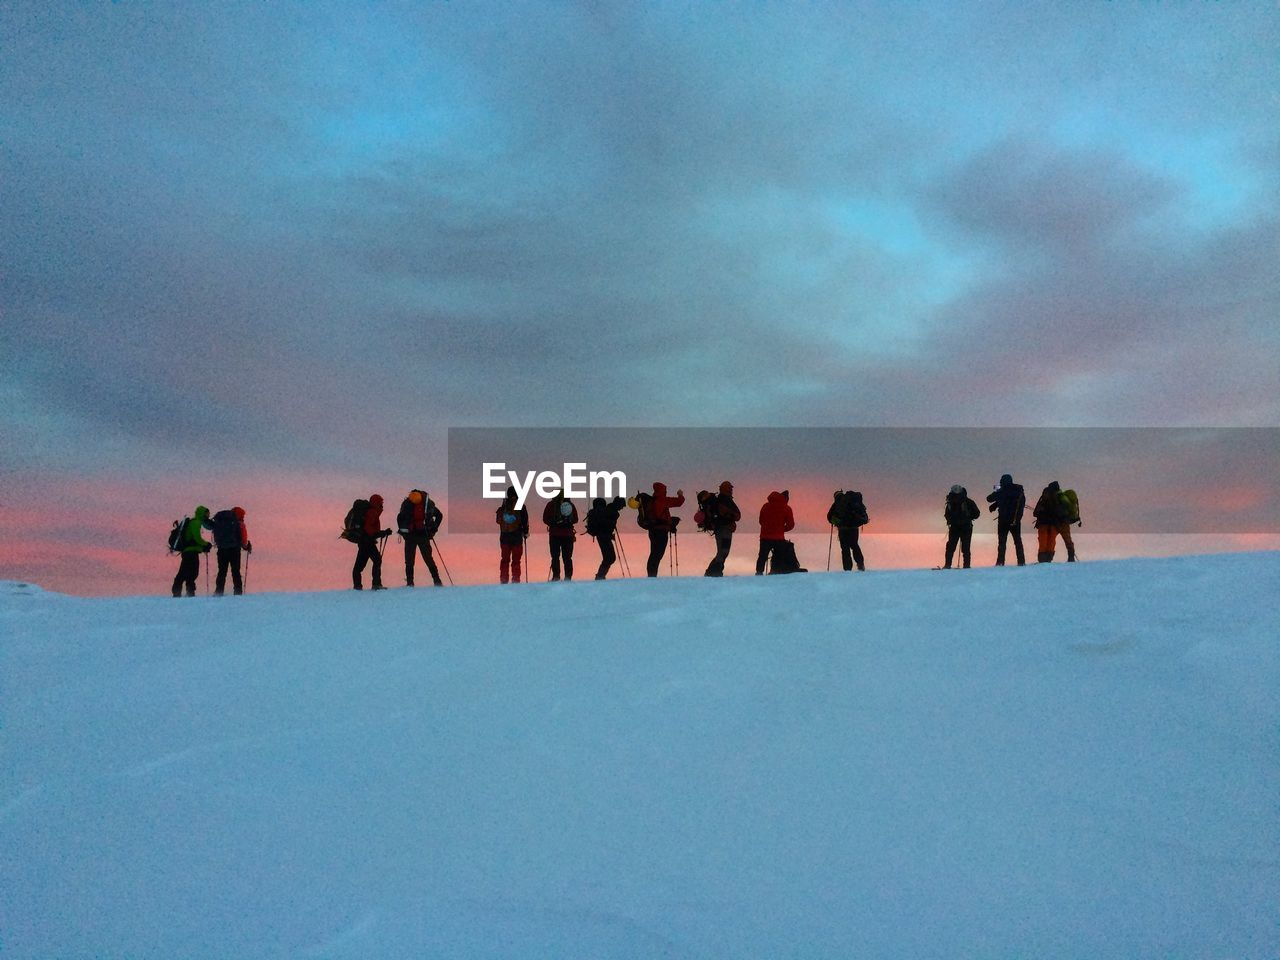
[642, 481, 684, 577]
[542, 489, 579, 581]
[756, 490, 795, 574]
[353, 494, 390, 590]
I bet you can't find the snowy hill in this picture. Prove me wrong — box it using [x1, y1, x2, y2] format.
[3, 555, 1278, 959]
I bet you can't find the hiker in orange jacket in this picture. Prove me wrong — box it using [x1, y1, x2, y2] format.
[1033, 480, 1077, 563]
[756, 490, 795, 574]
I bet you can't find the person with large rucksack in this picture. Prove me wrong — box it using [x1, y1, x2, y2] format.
[943, 485, 981, 568]
[170, 505, 214, 597]
[347, 494, 390, 590]
[756, 490, 796, 574]
[542, 490, 579, 581]
[697, 481, 741, 577]
[826, 489, 869, 571]
[397, 489, 444, 587]
[495, 485, 530, 584]
[210, 506, 252, 595]
[585, 495, 627, 580]
[1033, 480, 1079, 563]
[630, 481, 684, 577]
[986, 473, 1026, 566]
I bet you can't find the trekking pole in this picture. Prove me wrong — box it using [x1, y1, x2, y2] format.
[431, 538, 454, 586]
[378, 532, 389, 559]
[827, 525, 834, 572]
[615, 531, 630, 577]
[204, 551, 210, 595]
[244, 550, 250, 593]
[673, 530, 679, 576]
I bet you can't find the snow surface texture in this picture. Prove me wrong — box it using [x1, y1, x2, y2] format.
[2, 554, 1278, 959]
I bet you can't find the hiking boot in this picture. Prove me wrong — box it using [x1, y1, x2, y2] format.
[353, 584, 363, 591]
[371, 584, 387, 591]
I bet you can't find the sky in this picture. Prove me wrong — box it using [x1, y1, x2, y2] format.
[1, 1, 1277, 592]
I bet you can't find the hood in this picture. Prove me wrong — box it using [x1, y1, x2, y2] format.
[592, 497, 605, 510]
[1000, 474, 1013, 486]
[370, 494, 384, 507]
[232, 506, 245, 520]
[719, 481, 733, 495]
[766, 491, 785, 505]
[653, 482, 667, 498]
[194, 505, 209, 520]
[1045, 481, 1060, 494]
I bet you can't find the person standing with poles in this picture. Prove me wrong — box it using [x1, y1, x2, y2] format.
[632, 481, 684, 578]
[826, 489, 869, 572]
[585, 495, 627, 580]
[542, 489, 579, 581]
[397, 489, 444, 587]
[495, 485, 529, 584]
[210, 506, 252, 595]
[942, 484, 981, 569]
[351, 494, 390, 590]
[170, 505, 213, 597]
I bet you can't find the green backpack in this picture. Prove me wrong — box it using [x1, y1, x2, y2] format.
[1058, 489, 1080, 524]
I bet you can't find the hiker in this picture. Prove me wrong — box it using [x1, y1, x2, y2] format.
[352, 494, 390, 590]
[1033, 480, 1079, 563]
[632, 482, 684, 577]
[827, 489, 869, 571]
[170, 505, 213, 597]
[986, 473, 1026, 566]
[943, 485, 981, 568]
[210, 506, 252, 595]
[756, 490, 795, 574]
[496, 485, 530, 584]
[698, 481, 741, 577]
[542, 490, 579, 581]
[585, 495, 627, 579]
[397, 489, 444, 587]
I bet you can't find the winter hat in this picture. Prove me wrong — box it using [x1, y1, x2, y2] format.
[950, 484, 964, 495]
[408, 491, 423, 504]
[719, 480, 733, 495]
[1000, 474, 1013, 485]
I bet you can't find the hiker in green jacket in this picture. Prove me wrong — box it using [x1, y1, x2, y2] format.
[171, 505, 214, 597]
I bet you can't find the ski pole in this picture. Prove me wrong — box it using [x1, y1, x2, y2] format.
[615, 531, 629, 577]
[673, 531, 679, 576]
[431, 538, 454, 586]
[827, 524, 834, 571]
[204, 551, 210, 595]
[244, 550, 250, 594]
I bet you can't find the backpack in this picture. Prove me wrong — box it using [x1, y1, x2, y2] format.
[341, 499, 369, 542]
[694, 492, 718, 533]
[1058, 489, 1080, 524]
[498, 506, 523, 535]
[585, 507, 604, 538]
[167, 517, 190, 553]
[634, 492, 654, 530]
[211, 510, 240, 550]
[768, 540, 806, 575]
[847, 492, 869, 527]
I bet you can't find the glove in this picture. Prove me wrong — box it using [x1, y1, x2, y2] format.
[202, 543, 212, 553]
[245, 543, 253, 554]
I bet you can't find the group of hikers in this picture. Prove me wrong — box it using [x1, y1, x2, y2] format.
[169, 475, 1083, 594]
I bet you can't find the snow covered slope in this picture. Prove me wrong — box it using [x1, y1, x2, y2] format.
[3, 555, 1277, 958]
